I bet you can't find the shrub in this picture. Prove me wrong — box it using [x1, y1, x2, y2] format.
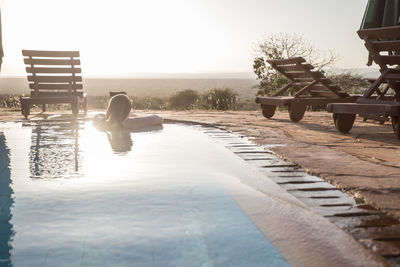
[201, 88, 238, 110]
[168, 89, 199, 110]
[0, 95, 20, 108]
[327, 71, 370, 94]
[235, 100, 259, 111]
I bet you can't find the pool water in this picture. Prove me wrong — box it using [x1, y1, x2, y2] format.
[0, 121, 290, 267]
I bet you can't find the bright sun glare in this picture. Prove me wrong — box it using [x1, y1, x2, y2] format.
[1, 0, 370, 76]
[1, 0, 242, 75]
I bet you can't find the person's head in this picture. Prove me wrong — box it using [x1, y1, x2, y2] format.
[105, 94, 132, 127]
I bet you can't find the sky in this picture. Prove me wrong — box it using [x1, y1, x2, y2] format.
[0, 0, 369, 76]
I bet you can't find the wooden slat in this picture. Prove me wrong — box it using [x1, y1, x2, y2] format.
[26, 67, 81, 74]
[292, 81, 313, 86]
[285, 71, 309, 79]
[22, 50, 80, 57]
[358, 26, 400, 40]
[309, 90, 338, 98]
[377, 55, 400, 65]
[292, 77, 314, 82]
[27, 75, 82, 82]
[383, 72, 400, 80]
[275, 64, 314, 72]
[310, 71, 325, 79]
[21, 96, 82, 106]
[258, 96, 357, 107]
[29, 91, 84, 97]
[286, 71, 324, 79]
[267, 57, 306, 65]
[356, 97, 396, 105]
[326, 103, 398, 116]
[24, 58, 81, 66]
[29, 83, 83, 90]
[371, 40, 400, 52]
[255, 96, 294, 105]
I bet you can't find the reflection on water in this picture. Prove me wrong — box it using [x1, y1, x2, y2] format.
[27, 122, 81, 179]
[0, 133, 14, 267]
[105, 126, 164, 154]
[107, 130, 132, 154]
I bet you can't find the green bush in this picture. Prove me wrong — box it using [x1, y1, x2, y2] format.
[168, 89, 199, 110]
[235, 100, 259, 111]
[0, 95, 20, 108]
[0, 91, 260, 111]
[201, 88, 238, 110]
[327, 71, 370, 94]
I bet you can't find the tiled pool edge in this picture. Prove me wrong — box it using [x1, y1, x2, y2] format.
[199, 125, 388, 267]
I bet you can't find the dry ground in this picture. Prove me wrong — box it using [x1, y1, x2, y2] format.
[1, 108, 400, 220]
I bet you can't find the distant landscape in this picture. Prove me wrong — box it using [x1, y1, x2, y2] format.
[0, 73, 259, 100]
[0, 68, 380, 101]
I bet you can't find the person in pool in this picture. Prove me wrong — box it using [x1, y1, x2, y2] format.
[93, 94, 163, 131]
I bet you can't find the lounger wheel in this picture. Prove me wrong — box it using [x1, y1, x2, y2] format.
[21, 103, 30, 119]
[288, 103, 306, 122]
[261, 104, 276, 119]
[333, 113, 356, 134]
[391, 116, 400, 139]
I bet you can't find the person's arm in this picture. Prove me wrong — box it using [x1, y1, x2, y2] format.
[122, 115, 163, 130]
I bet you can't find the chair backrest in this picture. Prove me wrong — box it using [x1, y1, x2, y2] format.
[267, 57, 347, 98]
[358, 26, 400, 70]
[22, 50, 82, 97]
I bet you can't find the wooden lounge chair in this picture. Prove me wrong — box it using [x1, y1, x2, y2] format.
[327, 26, 400, 138]
[20, 50, 87, 118]
[255, 57, 358, 122]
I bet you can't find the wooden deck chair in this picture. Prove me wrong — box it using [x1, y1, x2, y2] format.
[20, 50, 87, 118]
[255, 57, 358, 122]
[327, 26, 400, 138]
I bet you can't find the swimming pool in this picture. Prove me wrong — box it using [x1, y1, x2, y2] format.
[0, 120, 386, 267]
[0, 121, 290, 267]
